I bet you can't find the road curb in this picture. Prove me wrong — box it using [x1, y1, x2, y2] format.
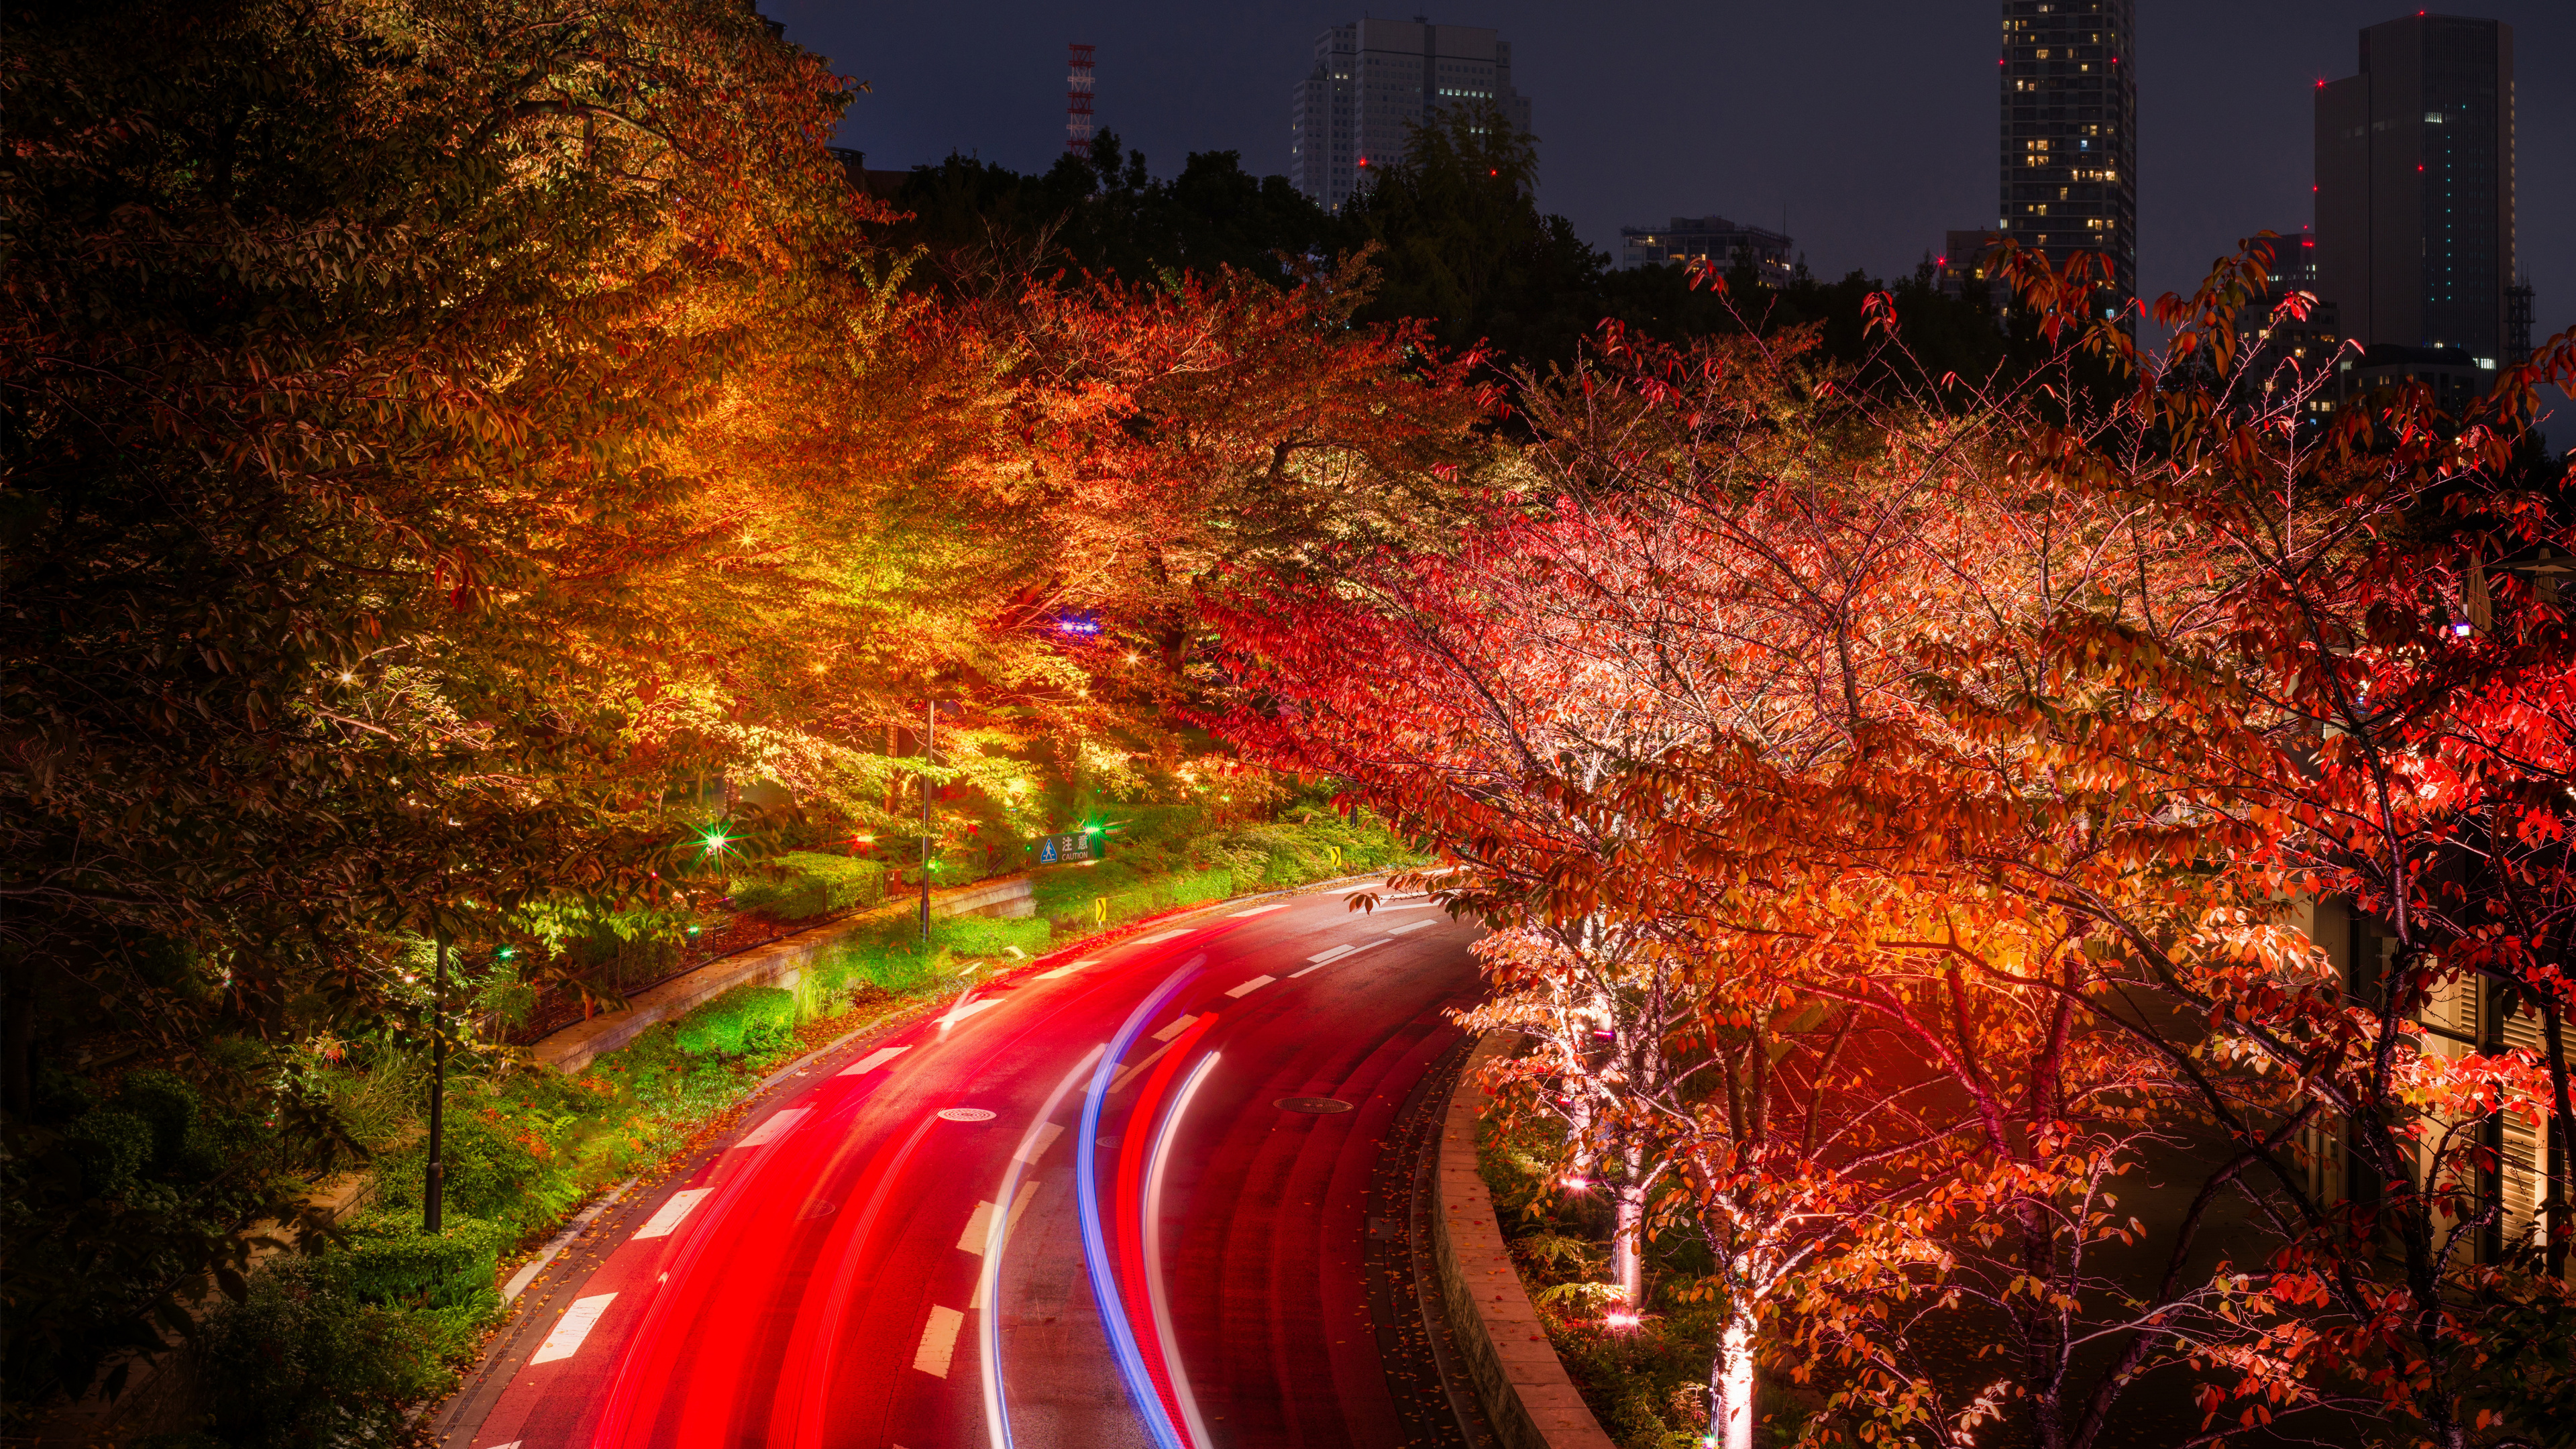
[1432, 1032, 1619, 1449]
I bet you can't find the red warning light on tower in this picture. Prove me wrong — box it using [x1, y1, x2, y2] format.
[1067, 43, 1095, 155]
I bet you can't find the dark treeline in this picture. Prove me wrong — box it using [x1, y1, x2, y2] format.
[870, 105, 2067, 400]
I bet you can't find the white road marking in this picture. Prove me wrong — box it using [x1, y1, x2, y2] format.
[1291, 940, 1388, 977]
[959, 1180, 1041, 1256]
[1227, 902, 1291, 917]
[1112, 1040, 1182, 1093]
[1225, 975, 1275, 998]
[940, 997, 1003, 1027]
[733, 1107, 809, 1150]
[1330, 883, 1385, 894]
[1387, 918, 1438, 935]
[840, 1046, 910, 1075]
[1012, 1122, 1064, 1166]
[913, 1305, 966, 1377]
[1372, 902, 1436, 910]
[529, 1293, 616, 1364]
[1130, 928, 1191, 945]
[1036, 958, 1099, 979]
[484, 1442, 521, 1449]
[1152, 1013, 1201, 1042]
[630, 1188, 710, 1240]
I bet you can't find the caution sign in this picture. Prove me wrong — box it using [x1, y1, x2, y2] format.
[1035, 831, 1095, 865]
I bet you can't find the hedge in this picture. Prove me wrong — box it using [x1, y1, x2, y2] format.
[733, 852, 886, 922]
[330, 1216, 515, 1310]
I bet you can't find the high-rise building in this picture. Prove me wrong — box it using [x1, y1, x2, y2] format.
[1616, 217, 1792, 284]
[1996, 0, 2137, 314]
[2315, 13, 2517, 392]
[1289, 17, 1532, 215]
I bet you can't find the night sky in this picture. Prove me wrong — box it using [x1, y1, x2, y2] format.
[771, 0, 2572, 445]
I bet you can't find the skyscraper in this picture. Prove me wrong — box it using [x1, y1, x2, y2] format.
[1289, 17, 1531, 215]
[2315, 14, 2517, 376]
[1996, 0, 2137, 313]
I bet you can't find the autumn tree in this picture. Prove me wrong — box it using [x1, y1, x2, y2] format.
[1954, 242, 2576, 1446]
[0, 0, 887, 1401]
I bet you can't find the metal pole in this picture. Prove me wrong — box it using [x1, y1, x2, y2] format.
[919, 700, 934, 945]
[424, 932, 447, 1234]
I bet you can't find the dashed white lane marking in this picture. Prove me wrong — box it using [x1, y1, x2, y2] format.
[1037, 958, 1099, 980]
[1013, 1122, 1064, 1166]
[484, 1442, 521, 1449]
[1372, 902, 1436, 910]
[630, 1189, 710, 1240]
[529, 1293, 616, 1364]
[1330, 883, 1385, 894]
[1152, 1013, 1201, 1042]
[1225, 975, 1276, 998]
[1228, 902, 1291, 917]
[1112, 1040, 1183, 1093]
[959, 1180, 1041, 1255]
[841, 1046, 910, 1075]
[733, 1108, 810, 1150]
[913, 1305, 966, 1377]
[965, 1181, 1040, 1308]
[1387, 918, 1438, 935]
[1130, 928, 1191, 945]
[1291, 940, 1387, 977]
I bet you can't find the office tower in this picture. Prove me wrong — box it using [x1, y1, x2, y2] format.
[1996, 0, 2137, 313]
[1617, 216, 1792, 284]
[2316, 13, 2517, 386]
[1289, 17, 1532, 214]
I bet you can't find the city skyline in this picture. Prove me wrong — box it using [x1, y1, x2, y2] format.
[768, 0, 2571, 437]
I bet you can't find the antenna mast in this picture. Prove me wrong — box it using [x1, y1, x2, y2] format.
[1067, 43, 1095, 155]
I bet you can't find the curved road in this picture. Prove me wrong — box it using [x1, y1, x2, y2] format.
[443, 882, 1486, 1449]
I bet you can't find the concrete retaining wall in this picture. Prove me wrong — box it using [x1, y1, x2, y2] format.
[532, 875, 1033, 1073]
[1433, 1032, 1619, 1449]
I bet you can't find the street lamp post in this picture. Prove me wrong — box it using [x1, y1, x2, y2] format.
[423, 931, 448, 1234]
[918, 699, 934, 945]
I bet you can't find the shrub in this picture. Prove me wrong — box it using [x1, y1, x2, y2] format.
[329, 1217, 515, 1311]
[673, 985, 798, 1058]
[733, 853, 886, 921]
[194, 1259, 451, 1448]
[63, 1108, 154, 1197]
[368, 1106, 555, 1229]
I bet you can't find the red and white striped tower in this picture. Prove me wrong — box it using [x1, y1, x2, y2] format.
[1066, 43, 1095, 155]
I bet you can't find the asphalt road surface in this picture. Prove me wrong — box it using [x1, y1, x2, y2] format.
[444, 881, 1487, 1449]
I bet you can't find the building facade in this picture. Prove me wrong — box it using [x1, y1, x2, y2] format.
[1289, 17, 1531, 214]
[2315, 13, 2517, 398]
[1617, 217, 1792, 285]
[1996, 0, 2137, 313]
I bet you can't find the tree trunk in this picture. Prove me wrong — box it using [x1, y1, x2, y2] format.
[1709, 1309, 1757, 1449]
[1611, 1145, 1648, 1305]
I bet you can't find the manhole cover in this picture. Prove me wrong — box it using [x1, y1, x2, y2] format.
[1275, 1097, 1352, 1114]
[938, 1107, 998, 1122]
